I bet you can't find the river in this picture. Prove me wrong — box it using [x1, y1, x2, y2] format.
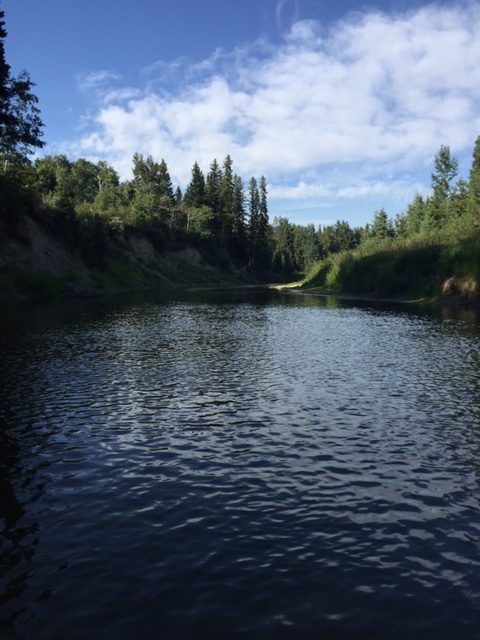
[1, 288, 480, 639]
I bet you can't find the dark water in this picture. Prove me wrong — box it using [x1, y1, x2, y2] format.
[1, 289, 480, 639]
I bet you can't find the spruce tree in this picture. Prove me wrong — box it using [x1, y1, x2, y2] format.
[205, 158, 222, 214]
[248, 176, 270, 270]
[184, 161, 205, 208]
[158, 158, 174, 201]
[370, 209, 390, 240]
[230, 174, 246, 259]
[219, 154, 234, 245]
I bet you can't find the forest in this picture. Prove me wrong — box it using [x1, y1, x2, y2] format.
[1, 7, 479, 297]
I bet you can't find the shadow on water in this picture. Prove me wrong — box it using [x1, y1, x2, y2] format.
[0, 369, 45, 634]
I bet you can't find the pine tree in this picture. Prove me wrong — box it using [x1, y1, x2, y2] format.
[158, 158, 174, 201]
[248, 176, 270, 270]
[370, 208, 391, 240]
[184, 161, 205, 208]
[248, 177, 259, 268]
[230, 174, 246, 259]
[174, 186, 182, 204]
[219, 154, 234, 246]
[205, 158, 222, 214]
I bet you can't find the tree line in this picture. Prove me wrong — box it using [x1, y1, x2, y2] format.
[272, 140, 480, 276]
[21, 152, 271, 271]
[1, 7, 479, 280]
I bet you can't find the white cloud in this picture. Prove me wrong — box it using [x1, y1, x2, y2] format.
[65, 3, 480, 222]
[78, 70, 122, 91]
[269, 178, 427, 202]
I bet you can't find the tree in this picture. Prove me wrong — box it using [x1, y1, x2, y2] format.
[272, 217, 294, 274]
[248, 176, 270, 270]
[219, 154, 234, 245]
[0, 10, 44, 165]
[230, 174, 247, 259]
[93, 161, 121, 215]
[34, 155, 74, 210]
[184, 161, 205, 208]
[424, 145, 458, 230]
[404, 193, 425, 236]
[370, 208, 391, 240]
[467, 135, 480, 226]
[131, 153, 171, 222]
[158, 158, 174, 202]
[205, 158, 222, 215]
[431, 145, 458, 196]
[333, 219, 356, 251]
[71, 159, 99, 204]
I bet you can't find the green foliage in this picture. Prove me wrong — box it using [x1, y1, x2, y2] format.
[247, 176, 270, 270]
[369, 208, 392, 240]
[184, 162, 206, 208]
[186, 205, 216, 239]
[0, 10, 44, 163]
[205, 159, 222, 217]
[467, 136, 480, 226]
[303, 231, 480, 300]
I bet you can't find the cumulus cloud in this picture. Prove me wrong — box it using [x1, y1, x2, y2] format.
[67, 3, 480, 220]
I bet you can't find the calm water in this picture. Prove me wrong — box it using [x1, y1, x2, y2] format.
[1, 289, 480, 639]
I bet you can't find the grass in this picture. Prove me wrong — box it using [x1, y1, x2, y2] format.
[301, 231, 480, 301]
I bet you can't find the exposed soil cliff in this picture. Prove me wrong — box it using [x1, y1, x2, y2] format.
[0, 214, 238, 298]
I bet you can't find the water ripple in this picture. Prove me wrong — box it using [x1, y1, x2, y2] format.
[1, 290, 480, 639]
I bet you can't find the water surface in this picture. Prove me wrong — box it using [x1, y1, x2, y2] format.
[1, 289, 480, 639]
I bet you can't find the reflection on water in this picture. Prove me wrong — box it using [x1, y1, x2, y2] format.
[1, 289, 480, 639]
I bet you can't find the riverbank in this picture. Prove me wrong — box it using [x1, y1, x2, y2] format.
[0, 212, 248, 300]
[271, 284, 480, 309]
[290, 232, 480, 308]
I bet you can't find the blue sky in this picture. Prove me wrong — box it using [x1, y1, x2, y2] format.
[3, 0, 480, 227]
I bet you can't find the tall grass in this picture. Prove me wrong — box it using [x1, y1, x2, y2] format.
[302, 230, 480, 299]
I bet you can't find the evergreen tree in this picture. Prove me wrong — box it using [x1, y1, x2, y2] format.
[449, 179, 468, 222]
[319, 225, 335, 255]
[184, 161, 205, 208]
[370, 208, 391, 240]
[248, 177, 260, 268]
[219, 154, 234, 245]
[394, 212, 407, 238]
[333, 219, 356, 251]
[230, 174, 247, 259]
[174, 186, 182, 205]
[158, 158, 174, 201]
[248, 176, 270, 270]
[205, 159, 222, 214]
